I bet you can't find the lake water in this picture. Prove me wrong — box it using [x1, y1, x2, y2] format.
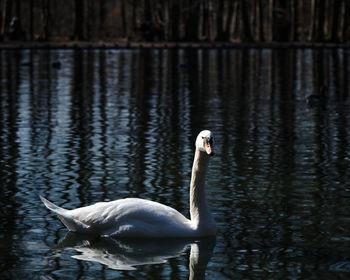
[1, 48, 350, 279]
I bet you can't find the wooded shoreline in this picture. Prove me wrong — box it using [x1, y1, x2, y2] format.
[1, 1, 350, 45]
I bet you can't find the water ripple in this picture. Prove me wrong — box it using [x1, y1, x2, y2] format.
[1, 49, 350, 278]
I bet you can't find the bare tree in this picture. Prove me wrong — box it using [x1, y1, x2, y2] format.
[240, 0, 253, 41]
[73, 0, 85, 40]
[289, 0, 297, 41]
[30, 0, 34, 40]
[99, 0, 106, 36]
[331, 0, 341, 42]
[171, 1, 180, 41]
[256, 0, 264, 41]
[1, 0, 11, 38]
[268, 0, 274, 41]
[86, 0, 94, 40]
[185, 0, 200, 41]
[41, 0, 50, 40]
[121, 0, 127, 38]
[317, 0, 325, 41]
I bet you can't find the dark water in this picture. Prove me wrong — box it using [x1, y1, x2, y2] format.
[1, 48, 350, 279]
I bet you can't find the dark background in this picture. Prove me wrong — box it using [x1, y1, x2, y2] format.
[1, 0, 349, 43]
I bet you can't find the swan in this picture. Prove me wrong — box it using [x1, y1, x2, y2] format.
[40, 130, 216, 238]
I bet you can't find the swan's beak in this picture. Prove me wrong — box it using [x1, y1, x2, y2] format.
[205, 141, 214, 156]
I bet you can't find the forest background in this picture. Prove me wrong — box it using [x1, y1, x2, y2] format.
[0, 0, 349, 44]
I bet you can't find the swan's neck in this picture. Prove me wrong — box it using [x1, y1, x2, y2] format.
[190, 149, 211, 227]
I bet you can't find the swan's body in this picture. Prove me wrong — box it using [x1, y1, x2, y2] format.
[40, 130, 216, 238]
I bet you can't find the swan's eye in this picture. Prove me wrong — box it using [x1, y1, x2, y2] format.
[203, 137, 213, 148]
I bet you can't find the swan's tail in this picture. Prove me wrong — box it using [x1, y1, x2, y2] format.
[40, 195, 67, 213]
[40, 196, 89, 232]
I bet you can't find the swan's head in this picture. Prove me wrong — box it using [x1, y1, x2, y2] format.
[196, 130, 215, 156]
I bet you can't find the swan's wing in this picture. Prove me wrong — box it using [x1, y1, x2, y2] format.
[40, 196, 90, 232]
[68, 198, 193, 237]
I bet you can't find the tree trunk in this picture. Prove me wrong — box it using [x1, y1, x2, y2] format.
[309, 0, 316, 41]
[171, 1, 179, 41]
[208, 0, 217, 41]
[339, 0, 347, 42]
[16, 0, 20, 22]
[255, 0, 264, 41]
[198, 0, 208, 41]
[268, 0, 274, 41]
[317, 0, 325, 41]
[240, 0, 253, 41]
[74, 0, 85, 40]
[224, 0, 235, 41]
[1, 0, 8, 37]
[121, 0, 127, 38]
[229, 1, 239, 41]
[131, 0, 136, 37]
[185, 0, 200, 41]
[216, 0, 224, 40]
[163, 1, 170, 41]
[43, 0, 50, 40]
[144, 0, 152, 23]
[289, 0, 297, 41]
[259, 0, 264, 41]
[331, 0, 340, 42]
[30, 0, 34, 40]
[86, 0, 94, 40]
[99, 0, 106, 36]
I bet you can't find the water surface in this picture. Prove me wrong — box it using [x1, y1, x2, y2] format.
[1, 48, 350, 279]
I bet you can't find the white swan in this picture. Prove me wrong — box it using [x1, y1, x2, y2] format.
[40, 130, 216, 238]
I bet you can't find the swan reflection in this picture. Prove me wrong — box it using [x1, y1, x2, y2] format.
[58, 232, 215, 274]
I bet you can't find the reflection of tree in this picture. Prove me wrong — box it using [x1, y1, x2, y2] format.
[0, 52, 21, 274]
[70, 50, 95, 205]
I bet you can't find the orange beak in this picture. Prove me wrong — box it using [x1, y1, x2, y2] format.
[205, 141, 214, 155]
